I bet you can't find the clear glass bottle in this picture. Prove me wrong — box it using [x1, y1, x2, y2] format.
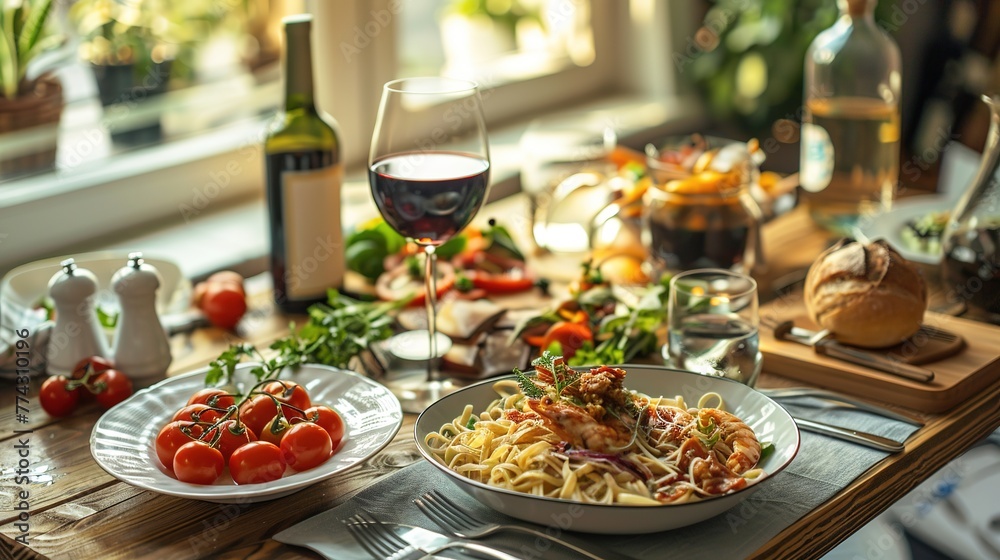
[265, 14, 344, 314]
[800, 0, 902, 234]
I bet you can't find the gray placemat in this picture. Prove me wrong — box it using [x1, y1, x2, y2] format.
[276, 405, 921, 559]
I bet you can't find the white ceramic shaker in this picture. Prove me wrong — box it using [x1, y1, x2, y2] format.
[45, 258, 111, 376]
[111, 252, 172, 381]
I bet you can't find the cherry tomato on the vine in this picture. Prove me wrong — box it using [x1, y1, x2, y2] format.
[300, 405, 345, 449]
[172, 441, 224, 485]
[155, 421, 203, 468]
[71, 355, 114, 402]
[280, 422, 332, 471]
[238, 394, 279, 436]
[203, 419, 256, 462]
[263, 380, 311, 412]
[229, 441, 285, 485]
[39, 375, 80, 417]
[93, 369, 133, 409]
[187, 388, 237, 410]
[172, 403, 224, 424]
[259, 415, 291, 446]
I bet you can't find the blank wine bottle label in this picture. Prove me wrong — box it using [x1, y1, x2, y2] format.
[800, 123, 834, 193]
[281, 163, 345, 299]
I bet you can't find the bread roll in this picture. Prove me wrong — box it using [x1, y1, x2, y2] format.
[804, 239, 927, 348]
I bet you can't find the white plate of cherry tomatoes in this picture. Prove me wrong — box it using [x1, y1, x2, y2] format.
[90, 362, 402, 503]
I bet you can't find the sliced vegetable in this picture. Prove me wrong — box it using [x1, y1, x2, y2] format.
[374, 259, 456, 307]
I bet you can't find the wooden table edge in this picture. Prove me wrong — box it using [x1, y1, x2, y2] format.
[748, 376, 1000, 559]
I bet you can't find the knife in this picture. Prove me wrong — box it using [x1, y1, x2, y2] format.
[792, 416, 906, 453]
[758, 387, 925, 426]
[772, 321, 935, 383]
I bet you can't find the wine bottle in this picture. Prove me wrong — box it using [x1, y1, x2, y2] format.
[265, 14, 345, 314]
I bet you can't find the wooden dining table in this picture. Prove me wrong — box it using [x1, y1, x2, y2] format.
[2, 199, 999, 560]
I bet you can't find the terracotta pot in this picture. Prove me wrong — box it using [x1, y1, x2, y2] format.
[0, 74, 63, 178]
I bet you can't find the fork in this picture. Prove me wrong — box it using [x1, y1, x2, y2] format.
[414, 491, 609, 560]
[344, 511, 521, 560]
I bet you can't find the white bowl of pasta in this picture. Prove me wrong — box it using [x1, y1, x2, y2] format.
[414, 361, 800, 534]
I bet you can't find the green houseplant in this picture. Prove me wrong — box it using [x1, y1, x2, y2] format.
[0, 0, 63, 177]
[69, 0, 178, 143]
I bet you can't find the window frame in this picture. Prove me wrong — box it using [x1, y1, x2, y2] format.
[0, 0, 703, 277]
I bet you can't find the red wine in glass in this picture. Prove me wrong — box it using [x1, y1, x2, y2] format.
[369, 151, 490, 245]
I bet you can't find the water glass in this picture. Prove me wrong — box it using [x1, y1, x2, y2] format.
[519, 113, 616, 252]
[664, 269, 761, 387]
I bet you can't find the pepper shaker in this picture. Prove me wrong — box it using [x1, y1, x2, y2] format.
[111, 252, 172, 381]
[45, 259, 111, 376]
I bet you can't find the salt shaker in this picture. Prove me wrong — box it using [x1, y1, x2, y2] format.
[45, 259, 111, 376]
[111, 252, 172, 381]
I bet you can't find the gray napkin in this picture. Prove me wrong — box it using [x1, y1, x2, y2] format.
[276, 406, 921, 560]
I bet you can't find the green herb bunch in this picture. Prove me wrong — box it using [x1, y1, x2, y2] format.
[204, 290, 402, 386]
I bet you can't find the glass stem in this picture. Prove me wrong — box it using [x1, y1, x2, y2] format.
[424, 245, 438, 380]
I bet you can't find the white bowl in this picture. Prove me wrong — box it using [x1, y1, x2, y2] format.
[414, 365, 800, 534]
[91, 363, 402, 503]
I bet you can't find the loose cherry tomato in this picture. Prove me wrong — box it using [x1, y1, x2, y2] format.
[172, 440, 224, 485]
[280, 422, 332, 471]
[200, 283, 247, 330]
[203, 419, 256, 462]
[93, 369, 133, 409]
[155, 421, 203, 468]
[206, 271, 245, 295]
[299, 405, 345, 449]
[229, 441, 285, 485]
[39, 375, 80, 417]
[259, 414, 291, 446]
[187, 388, 237, 410]
[172, 403, 224, 424]
[71, 356, 114, 402]
[263, 380, 311, 412]
[238, 394, 279, 436]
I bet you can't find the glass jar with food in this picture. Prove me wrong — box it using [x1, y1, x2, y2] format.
[641, 136, 764, 280]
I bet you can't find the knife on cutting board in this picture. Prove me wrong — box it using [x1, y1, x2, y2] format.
[772, 321, 935, 383]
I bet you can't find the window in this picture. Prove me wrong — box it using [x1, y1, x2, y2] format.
[0, 0, 700, 276]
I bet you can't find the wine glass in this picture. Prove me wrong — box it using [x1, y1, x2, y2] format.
[369, 77, 491, 411]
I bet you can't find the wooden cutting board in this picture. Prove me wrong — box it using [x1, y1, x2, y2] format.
[760, 298, 1000, 413]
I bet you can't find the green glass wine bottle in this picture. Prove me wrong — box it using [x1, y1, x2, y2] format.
[264, 14, 344, 314]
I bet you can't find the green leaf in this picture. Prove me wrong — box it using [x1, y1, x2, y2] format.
[514, 368, 545, 398]
[436, 234, 467, 260]
[0, 11, 19, 99]
[17, 0, 53, 69]
[758, 441, 775, 463]
[96, 307, 118, 329]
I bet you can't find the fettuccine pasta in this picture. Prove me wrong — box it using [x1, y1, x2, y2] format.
[424, 355, 766, 505]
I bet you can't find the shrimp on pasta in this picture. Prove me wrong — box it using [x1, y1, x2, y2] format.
[424, 353, 767, 506]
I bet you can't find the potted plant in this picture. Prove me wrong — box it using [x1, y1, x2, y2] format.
[0, 0, 63, 178]
[69, 0, 179, 143]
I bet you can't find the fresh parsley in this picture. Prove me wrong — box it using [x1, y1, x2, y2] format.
[204, 290, 403, 387]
